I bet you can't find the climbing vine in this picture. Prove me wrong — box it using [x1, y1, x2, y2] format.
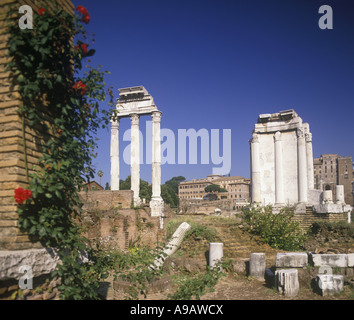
[7, 1, 115, 299]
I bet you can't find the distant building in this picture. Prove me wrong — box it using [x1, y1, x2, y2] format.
[178, 174, 250, 207]
[314, 154, 354, 206]
[84, 181, 104, 191]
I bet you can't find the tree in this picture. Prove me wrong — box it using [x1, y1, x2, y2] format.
[165, 176, 186, 194]
[119, 176, 152, 202]
[119, 175, 183, 207]
[140, 179, 152, 202]
[204, 184, 227, 193]
[97, 170, 103, 186]
[120, 176, 131, 190]
[161, 176, 185, 208]
[161, 184, 179, 208]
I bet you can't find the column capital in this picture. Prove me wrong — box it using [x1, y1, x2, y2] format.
[111, 118, 120, 128]
[251, 133, 259, 143]
[152, 110, 162, 122]
[297, 127, 305, 139]
[130, 113, 140, 125]
[274, 131, 282, 142]
[305, 132, 312, 142]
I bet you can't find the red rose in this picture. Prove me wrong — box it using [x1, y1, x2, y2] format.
[73, 81, 87, 95]
[38, 8, 45, 15]
[81, 14, 90, 24]
[76, 5, 89, 16]
[80, 44, 88, 56]
[75, 43, 88, 56]
[76, 5, 90, 24]
[14, 188, 33, 204]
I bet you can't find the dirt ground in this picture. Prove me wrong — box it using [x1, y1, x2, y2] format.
[104, 215, 354, 301]
[106, 272, 353, 301]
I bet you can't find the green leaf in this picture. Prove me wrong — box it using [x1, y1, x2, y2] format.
[39, 227, 46, 237]
[86, 49, 96, 57]
[22, 218, 29, 229]
[29, 225, 37, 234]
[55, 190, 62, 199]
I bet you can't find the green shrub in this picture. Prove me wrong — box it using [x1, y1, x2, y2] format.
[166, 219, 217, 243]
[168, 264, 224, 300]
[242, 205, 305, 251]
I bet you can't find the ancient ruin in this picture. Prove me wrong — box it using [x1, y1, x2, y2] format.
[249, 109, 352, 222]
[110, 86, 164, 216]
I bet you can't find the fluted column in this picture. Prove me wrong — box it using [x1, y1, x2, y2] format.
[130, 113, 141, 206]
[297, 127, 308, 203]
[151, 111, 162, 199]
[274, 131, 284, 205]
[150, 111, 164, 217]
[110, 119, 120, 190]
[250, 133, 261, 203]
[305, 132, 314, 190]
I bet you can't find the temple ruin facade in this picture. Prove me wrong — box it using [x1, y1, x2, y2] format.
[249, 109, 352, 219]
[110, 86, 164, 216]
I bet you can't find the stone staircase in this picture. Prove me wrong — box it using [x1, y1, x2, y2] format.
[202, 220, 280, 265]
[123, 217, 129, 252]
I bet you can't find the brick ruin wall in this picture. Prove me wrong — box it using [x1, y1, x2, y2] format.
[0, 0, 75, 251]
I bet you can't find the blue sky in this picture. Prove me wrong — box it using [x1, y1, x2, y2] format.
[72, 0, 354, 187]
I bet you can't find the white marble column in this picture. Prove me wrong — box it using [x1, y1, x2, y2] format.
[305, 132, 314, 190]
[209, 243, 224, 269]
[297, 127, 308, 203]
[335, 185, 345, 204]
[150, 222, 191, 270]
[110, 119, 120, 190]
[150, 111, 164, 216]
[274, 131, 284, 205]
[250, 133, 261, 203]
[130, 113, 141, 206]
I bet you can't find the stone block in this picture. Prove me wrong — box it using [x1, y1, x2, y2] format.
[316, 274, 344, 296]
[310, 253, 347, 268]
[0, 248, 60, 281]
[275, 269, 299, 297]
[229, 258, 248, 275]
[348, 254, 354, 267]
[275, 252, 308, 268]
[209, 242, 224, 268]
[249, 253, 266, 280]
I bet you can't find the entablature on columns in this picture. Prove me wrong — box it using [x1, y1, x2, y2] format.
[115, 86, 160, 118]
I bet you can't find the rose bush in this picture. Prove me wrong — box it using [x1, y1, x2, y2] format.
[7, 1, 115, 299]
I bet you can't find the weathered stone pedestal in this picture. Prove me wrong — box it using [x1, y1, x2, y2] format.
[249, 253, 266, 280]
[275, 269, 299, 297]
[150, 197, 164, 217]
[209, 243, 224, 268]
[316, 274, 344, 296]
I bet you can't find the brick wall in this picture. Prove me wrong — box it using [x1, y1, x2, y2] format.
[293, 206, 348, 230]
[0, 0, 74, 250]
